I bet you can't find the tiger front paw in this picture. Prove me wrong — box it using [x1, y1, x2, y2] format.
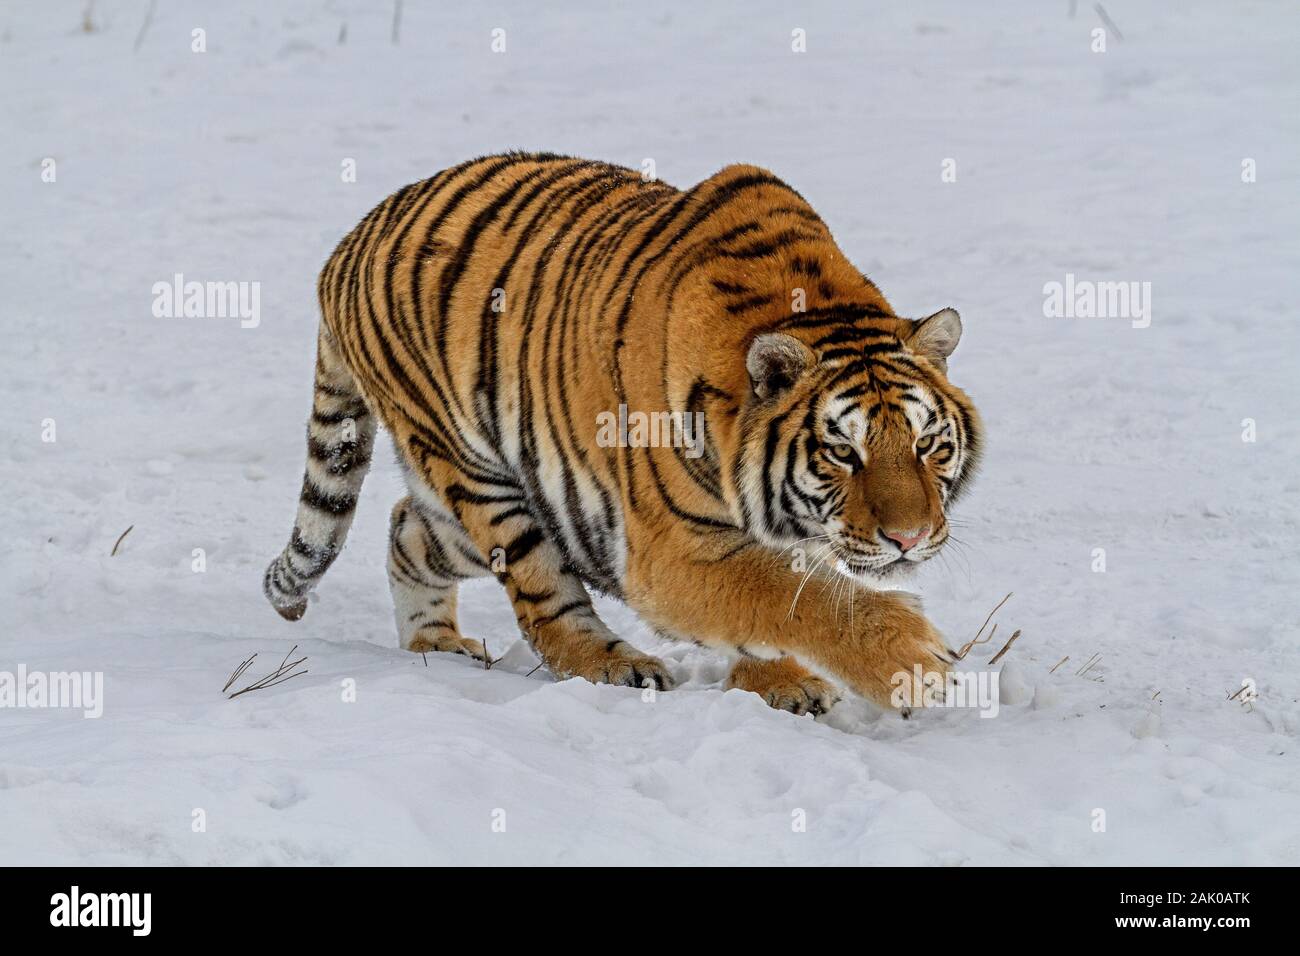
[727, 656, 839, 716]
[837, 592, 955, 713]
[541, 635, 675, 691]
[404, 628, 490, 662]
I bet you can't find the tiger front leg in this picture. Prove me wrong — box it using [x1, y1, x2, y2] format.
[628, 531, 952, 712]
[439, 488, 674, 691]
[802, 589, 956, 711]
[507, 551, 675, 691]
[726, 656, 840, 716]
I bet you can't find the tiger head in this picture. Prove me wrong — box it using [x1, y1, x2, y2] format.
[735, 307, 982, 582]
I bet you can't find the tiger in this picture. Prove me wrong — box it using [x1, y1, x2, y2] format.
[264, 152, 982, 716]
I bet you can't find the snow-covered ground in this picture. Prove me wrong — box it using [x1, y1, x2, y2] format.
[2, 0, 1298, 865]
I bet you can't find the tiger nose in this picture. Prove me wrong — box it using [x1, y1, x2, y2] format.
[883, 527, 929, 552]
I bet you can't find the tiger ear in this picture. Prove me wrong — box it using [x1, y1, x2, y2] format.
[746, 333, 813, 399]
[906, 307, 962, 374]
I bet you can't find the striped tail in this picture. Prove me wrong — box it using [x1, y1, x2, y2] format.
[263, 327, 376, 621]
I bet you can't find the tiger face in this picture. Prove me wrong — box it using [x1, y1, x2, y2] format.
[737, 307, 982, 582]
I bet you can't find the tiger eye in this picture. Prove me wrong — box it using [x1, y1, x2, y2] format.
[915, 434, 935, 454]
[830, 443, 856, 461]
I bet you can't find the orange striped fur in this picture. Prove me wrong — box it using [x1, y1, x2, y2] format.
[265, 153, 983, 714]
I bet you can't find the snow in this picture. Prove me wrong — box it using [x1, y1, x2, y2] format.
[2, 0, 1298, 865]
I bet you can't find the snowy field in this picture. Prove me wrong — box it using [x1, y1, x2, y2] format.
[2, 0, 1298, 865]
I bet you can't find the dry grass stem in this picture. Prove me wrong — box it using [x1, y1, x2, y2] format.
[111, 524, 134, 556]
[955, 592, 1013, 660]
[1076, 653, 1102, 677]
[224, 644, 309, 699]
[988, 629, 1023, 665]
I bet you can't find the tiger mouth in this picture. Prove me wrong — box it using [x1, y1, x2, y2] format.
[838, 552, 891, 573]
[837, 550, 914, 577]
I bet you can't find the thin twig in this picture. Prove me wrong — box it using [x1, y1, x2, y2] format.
[111, 524, 134, 556]
[987, 629, 1022, 666]
[229, 669, 308, 697]
[222, 653, 257, 693]
[1076, 652, 1102, 677]
[1094, 3, 1124, 42]
[1226, 685, 1249, 702]
[525, 662, 544, 678]
[133, 0, 155, 52]
[957, 622, 997, 661]
[224, 645, 309, 699]
[1049, 655, 1070, 674]
[227, 665, 307, 698]
[955, 592, 1012, 659]
[975, 592, 1013, 639]
[391, 0, 402, 45]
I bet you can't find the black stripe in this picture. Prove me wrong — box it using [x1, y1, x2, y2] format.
[504, 526, 545, 565]
[531, 601, 589, 630]
[300, 480, 357, 515]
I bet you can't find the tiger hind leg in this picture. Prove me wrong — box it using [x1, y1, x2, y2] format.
[388, 494, 492, 660]
[397, 454, 673, 690]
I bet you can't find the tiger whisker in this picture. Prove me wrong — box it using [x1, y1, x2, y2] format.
[831, 564, 855, 628]
[786, 542, 835, 622]
[766, 533, 834, 570]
